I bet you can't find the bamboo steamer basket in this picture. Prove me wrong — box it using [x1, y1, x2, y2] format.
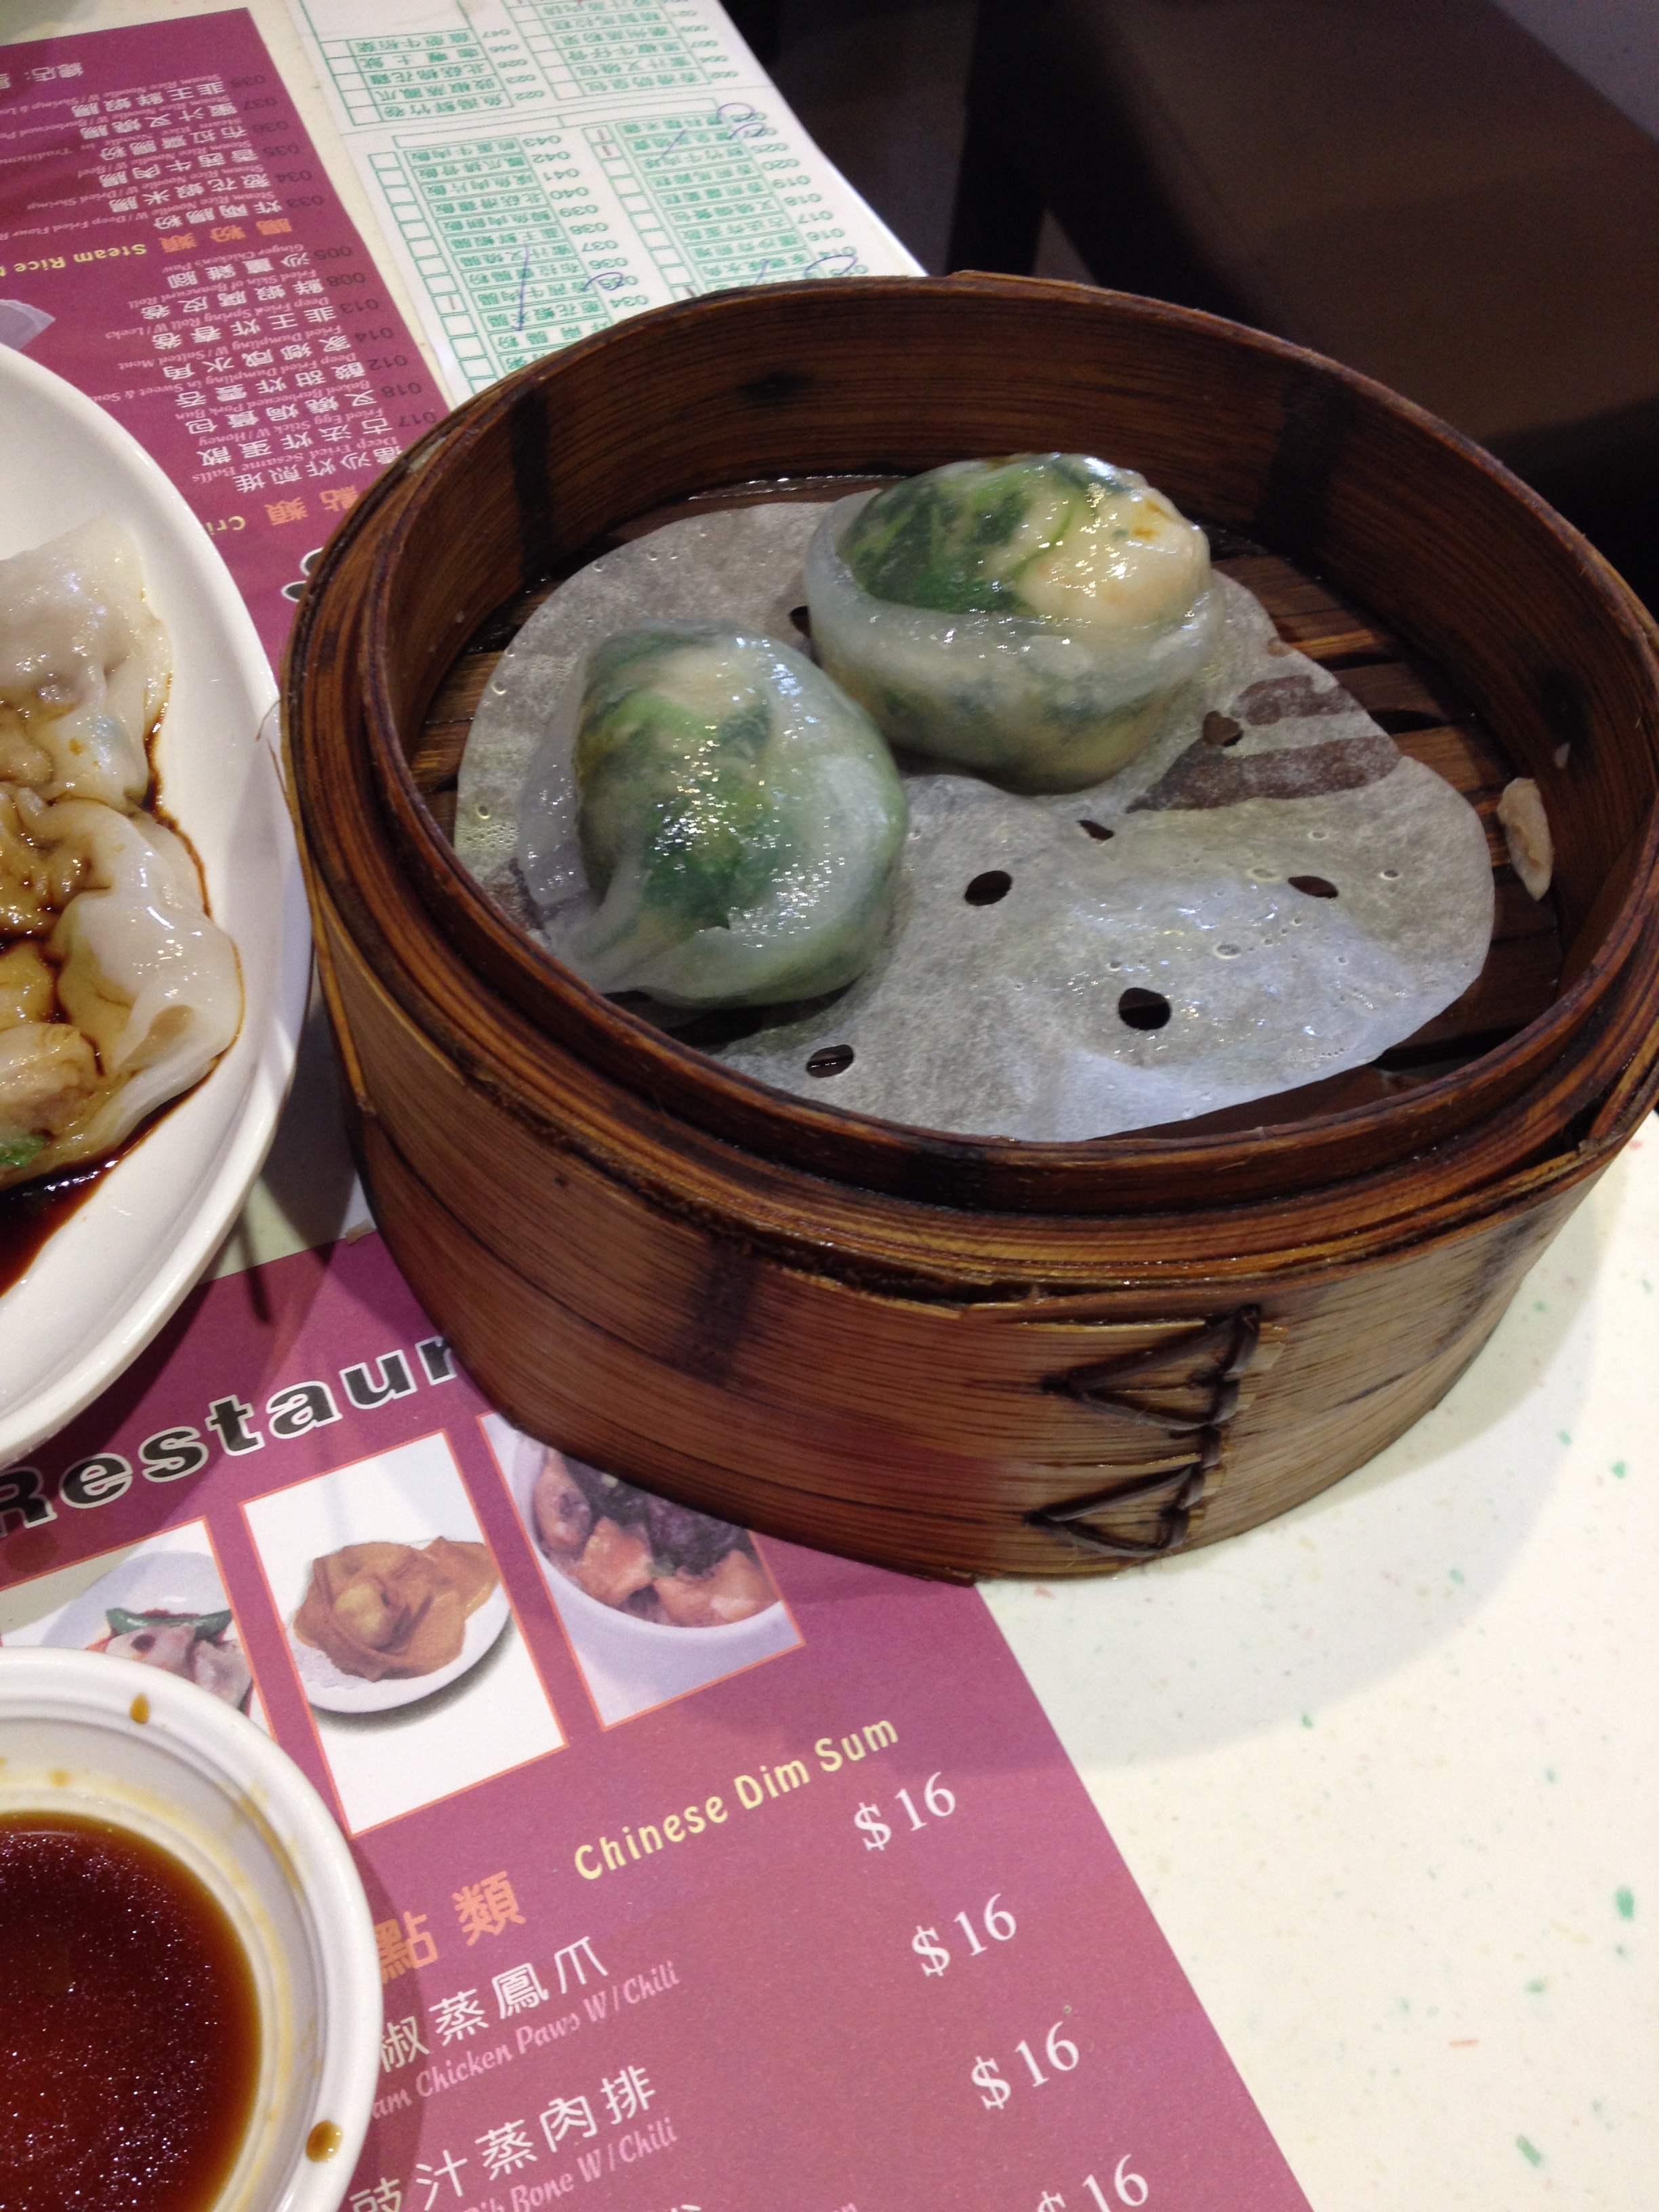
[285, 277, 1659, 1581]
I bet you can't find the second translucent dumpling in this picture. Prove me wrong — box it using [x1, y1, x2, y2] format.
[531, 621, 907, 1010]
[806, 454, 1221, 793]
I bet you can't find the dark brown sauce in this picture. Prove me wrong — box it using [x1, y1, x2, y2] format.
[0, 1156, 118, 1297]
[0, 1811, 260, 2212]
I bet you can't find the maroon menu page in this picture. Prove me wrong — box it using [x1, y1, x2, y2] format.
[2, 1235, 1311, 2211]
[0, 12, 442, 664]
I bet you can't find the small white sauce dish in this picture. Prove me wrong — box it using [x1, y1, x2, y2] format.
[0, 1645, 381, 2211]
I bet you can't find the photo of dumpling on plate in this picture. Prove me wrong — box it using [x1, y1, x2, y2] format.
[0, 1523, 257, 1718]
[483, 1414, 802, 1727]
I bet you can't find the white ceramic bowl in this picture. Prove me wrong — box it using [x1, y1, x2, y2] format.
[494, 1418, 800, 1722]
[0, 1645, 380, 2212]
[0, 348, 310, 1467]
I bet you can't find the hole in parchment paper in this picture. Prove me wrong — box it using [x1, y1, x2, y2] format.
[1288, 874, 1338, 898]
[1078, 819, 1113, 841]
[1202, 712, 1243, 747]
[1118, 989, 1171, 1031]
[789, 605, 811, 637]
[964, 870, 1012, 905]
[806, 1044, 855, 1077]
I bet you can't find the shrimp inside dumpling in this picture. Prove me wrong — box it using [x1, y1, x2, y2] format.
[0, 518, 169, 808]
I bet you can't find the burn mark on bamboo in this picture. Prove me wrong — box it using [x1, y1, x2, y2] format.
[1254, 364, 1359, 557]
[741, 369, 811, 409]
[888, 1146, 998, 1211]
[1536, 665, 1591, 763]
[668, 1238, 759, 1389]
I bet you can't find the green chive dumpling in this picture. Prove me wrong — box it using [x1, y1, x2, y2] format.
[804, 453, 1221, 792]
[551, 622, 907, 1008]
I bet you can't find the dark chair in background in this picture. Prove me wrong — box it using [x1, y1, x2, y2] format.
[726, 0, 782, 65]
[947, 0, 1659, 604]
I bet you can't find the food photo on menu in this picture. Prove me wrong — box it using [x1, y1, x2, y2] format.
[241, 1432, 565, 1835]
[482, 1412, 803, 1725]
[0, 1522, 255, 1716]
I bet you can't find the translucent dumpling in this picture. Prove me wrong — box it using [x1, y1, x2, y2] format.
[805, 454, 1221, 793]
[0, 517, 169, 808]
[0, 792, 241, 1185]
[525, 622, 907, 1008]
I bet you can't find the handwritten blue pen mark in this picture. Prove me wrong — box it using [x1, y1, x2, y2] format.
[716, 99, 766, 140]
[514, 243, 533, 329]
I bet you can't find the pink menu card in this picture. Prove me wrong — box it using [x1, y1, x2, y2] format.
[2, 1233, 1311, 2211]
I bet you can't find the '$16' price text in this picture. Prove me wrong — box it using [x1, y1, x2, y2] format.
[913, 1894, 1015, 1975]
[853, 1783, 1019, 1982]
[973, 2022, 1080, 2108]
[853, 1771, 956, 1849]
[1036, 2160, 1151, 2209]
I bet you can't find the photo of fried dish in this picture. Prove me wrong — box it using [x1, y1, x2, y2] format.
[245, 1438, 562, 1826]
[293, 1538, 498, 1683]
[531, 1451, 778, 1626]
[90, 1604, 252, 1711]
